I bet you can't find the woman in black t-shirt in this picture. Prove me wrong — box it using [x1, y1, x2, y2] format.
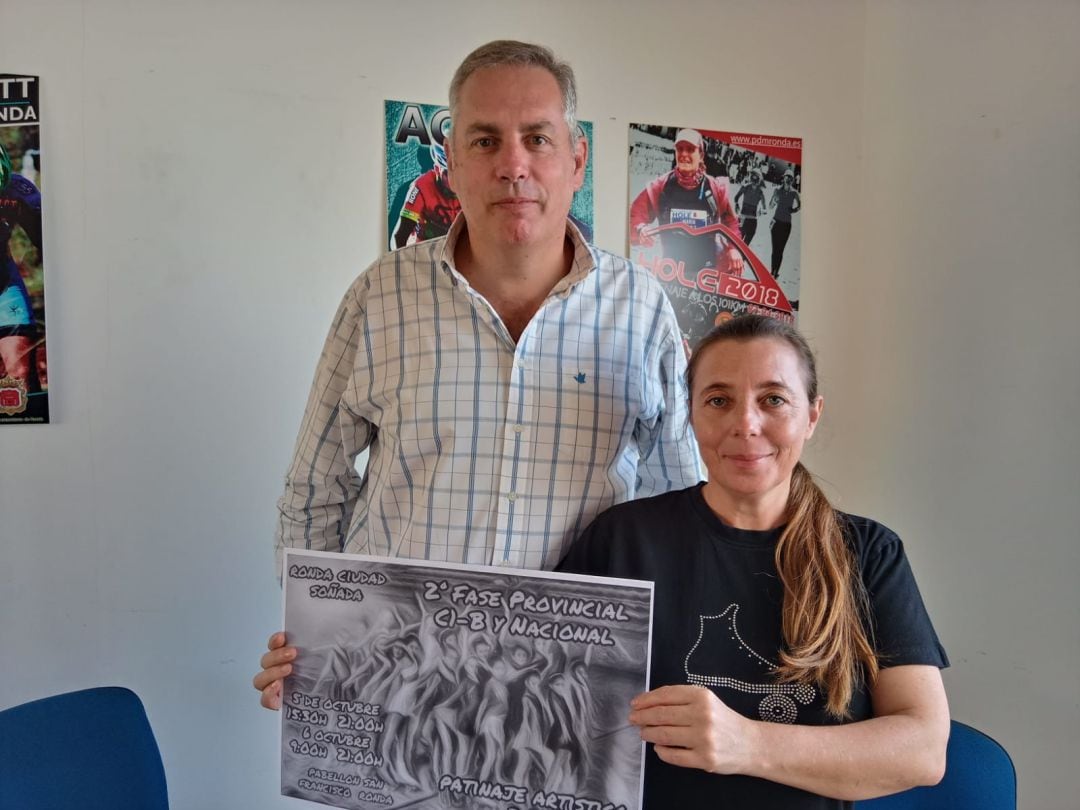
[558, 315, 950, 810]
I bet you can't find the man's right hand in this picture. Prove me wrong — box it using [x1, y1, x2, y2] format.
[252, 631, 296, 710]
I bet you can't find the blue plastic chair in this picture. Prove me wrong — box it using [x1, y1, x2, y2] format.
[856, 720, 1016, 809]
[0, 686, 169, 810]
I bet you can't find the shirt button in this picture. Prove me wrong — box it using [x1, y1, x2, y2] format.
[512, 424, 524, 434]
[507, 492, 517, 502]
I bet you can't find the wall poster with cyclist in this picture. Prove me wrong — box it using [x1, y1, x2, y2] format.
[280, 548, 652, 810]
[627, 122, 802, 350]
[1, 73, 48, 424]
[385, 99, 595, 252]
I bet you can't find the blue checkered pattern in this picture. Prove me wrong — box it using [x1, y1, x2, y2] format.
[275, 219, 702, 573]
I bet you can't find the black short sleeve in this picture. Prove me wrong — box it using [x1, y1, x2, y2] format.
[555, 515, 612, 578]
[849, 516, 949, 670]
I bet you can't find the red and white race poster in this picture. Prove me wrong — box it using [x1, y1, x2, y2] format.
[628, 123, 802, 349]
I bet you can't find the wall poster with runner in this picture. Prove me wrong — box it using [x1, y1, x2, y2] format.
[1, 73, 48, 424]
[385, 99, 595, 251]
[627, 122, 802, 350]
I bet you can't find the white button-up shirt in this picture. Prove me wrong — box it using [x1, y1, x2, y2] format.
[275, 219, 702, 573]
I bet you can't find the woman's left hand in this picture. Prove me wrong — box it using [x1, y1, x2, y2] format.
[629, 685, 758, 775]
[628, 668, 949, 799]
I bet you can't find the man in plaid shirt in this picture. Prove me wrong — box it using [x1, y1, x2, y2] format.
[255, 39, 701, 709]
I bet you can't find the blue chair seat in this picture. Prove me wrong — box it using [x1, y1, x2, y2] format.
[0, 686, 169, 810]
[856, 720, 1016, 809]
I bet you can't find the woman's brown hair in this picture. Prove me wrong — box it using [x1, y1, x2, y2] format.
[687, 315, 878, 718]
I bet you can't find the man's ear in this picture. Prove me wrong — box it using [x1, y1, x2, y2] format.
[573, 131, 587, 191]
[444, 137, 457, 192]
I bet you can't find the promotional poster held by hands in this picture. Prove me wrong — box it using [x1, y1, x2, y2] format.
[280, 549, 653, 810]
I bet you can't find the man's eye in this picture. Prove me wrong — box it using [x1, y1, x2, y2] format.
[764, 395, 786, 407]
[706, 396, 728, 408]
[528, 135, 550, 146]
[473, 137, 494, 148]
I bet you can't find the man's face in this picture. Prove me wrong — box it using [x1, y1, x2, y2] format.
[675, 140, 701, 173]
[446, 65, 586, 249]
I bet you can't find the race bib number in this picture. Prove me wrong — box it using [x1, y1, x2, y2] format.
[669, 208, 708, 227]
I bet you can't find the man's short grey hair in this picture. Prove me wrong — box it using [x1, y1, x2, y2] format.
[448, 40, 578, 136]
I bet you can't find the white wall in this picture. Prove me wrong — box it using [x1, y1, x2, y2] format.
[0, 1, 1074, 807]
[850, 0, 1080, 804]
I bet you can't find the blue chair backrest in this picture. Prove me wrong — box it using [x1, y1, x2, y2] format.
[856, 720, 1016, 810]
[0, 686, 169, 810]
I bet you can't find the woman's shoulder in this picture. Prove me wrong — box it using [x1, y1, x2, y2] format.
[837, 512, 930, 593]
[837, 512, 905, 559]
[599, 484, 702, 520]
[585, 485, 711, 546]
[557, 485, 705, 576]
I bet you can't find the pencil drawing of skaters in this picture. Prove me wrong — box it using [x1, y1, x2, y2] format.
[544, 663, 596, 793]
[413, 628, 465, 775]
[473, 657, 512, 782]
[413, 627, 463, 729]
[379, 632, 425, 788]
[429, 635, 494, 777]
[309, 628, 367, 700]
[334, 646, 373, 703]
[341, 629, 400, 706]
[508, 667, 555, 788]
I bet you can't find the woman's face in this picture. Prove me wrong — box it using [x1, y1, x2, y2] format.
[690, 337, 822, 517]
